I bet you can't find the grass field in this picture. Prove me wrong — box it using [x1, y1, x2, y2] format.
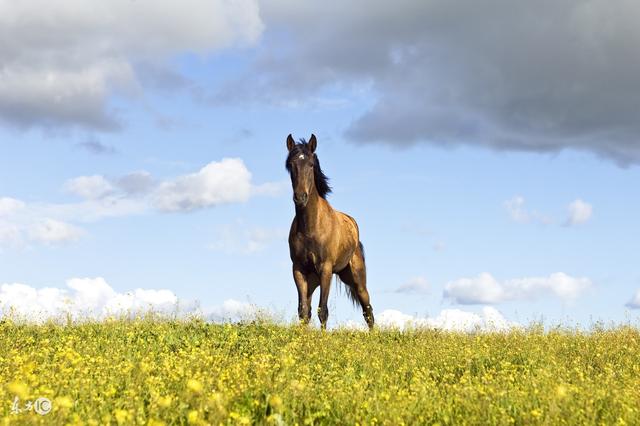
[1, 318, 639, 425]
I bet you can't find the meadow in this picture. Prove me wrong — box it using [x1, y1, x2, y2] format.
[1, 318, 639, 425]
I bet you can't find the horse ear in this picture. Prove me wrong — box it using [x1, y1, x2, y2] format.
[286, 134, 295, 151]
[309, 134, 317, 152]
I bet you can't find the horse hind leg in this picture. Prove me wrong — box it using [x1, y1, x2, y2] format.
[338, 246, 374, 329]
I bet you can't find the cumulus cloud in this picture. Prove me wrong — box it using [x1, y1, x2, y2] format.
[221, 0, 640, 165]
[57, 160, 256, 218]
[0, 0, 263, 132]
[565, 199, 593, 226]
[0, 158, 280, 248]
[206, 299, 262, 322]
[444, 272, 592, 305]
[0, 277, 261, 323]
[152, 158, 252, 212]
[626, 290, 640, 309]
[27, 219, 84, 245]
[0, 198, 26, 247]
[65, 175, 115, 200]
[58, 159, 259, 216]
[0, 276, 520, 330]
[0, 278, 178, 321]
[0, 201, 85, 248]
[373, 306, 519, 332]
[0, 223, 22, 247]
[395, 276, 430, 294]
[41, 197, 148, 223]
[0, 197, 25, 216]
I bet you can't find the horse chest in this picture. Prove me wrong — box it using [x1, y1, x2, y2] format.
[292, 234, 323, 272]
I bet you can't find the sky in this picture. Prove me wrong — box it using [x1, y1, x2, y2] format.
[0, 0, 639, 330]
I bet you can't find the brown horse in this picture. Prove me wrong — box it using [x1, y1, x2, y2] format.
[285, 134, 374, 329]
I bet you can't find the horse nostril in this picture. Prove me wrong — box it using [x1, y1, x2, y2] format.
[302, 192, 308, 201]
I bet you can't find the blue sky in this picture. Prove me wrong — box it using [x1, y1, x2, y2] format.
[1, 1, 639, 329]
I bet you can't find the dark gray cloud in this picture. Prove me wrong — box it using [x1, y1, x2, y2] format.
[224, 0, 640, 165]
[0, 1, 263, 134]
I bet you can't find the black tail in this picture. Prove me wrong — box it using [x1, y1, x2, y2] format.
[337, 276, 360, 308]
[336, 241, 366, 308]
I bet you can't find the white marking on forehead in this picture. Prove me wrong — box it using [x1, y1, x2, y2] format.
[298, 154, 305, 159]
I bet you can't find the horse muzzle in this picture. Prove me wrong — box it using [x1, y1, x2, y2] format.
[294, 192, 308, 206]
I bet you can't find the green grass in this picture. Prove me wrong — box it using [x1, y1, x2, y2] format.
[1, 319, 639, 425]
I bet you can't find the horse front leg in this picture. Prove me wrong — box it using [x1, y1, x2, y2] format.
[305, 274, 320, 321]
[317, 264, 333, 329]
[292, 265, 311, 324]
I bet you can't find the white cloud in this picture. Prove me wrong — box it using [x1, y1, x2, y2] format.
[395, 276, 430, 294]
[205, 299, 261, 322]
[505, 196, 593, 227]
[40, 197, 148, 223]
[626, 290, 640, 309]
[0, 205, 85, 248]
[0, 276, 516, 330]
[62, 160, 258, 213]
[503, 195, 553, 225]
[65, 175, 114, 200]
[0, 0, 264, 131]
[375, 306, 520, 332]
[0, 277, 263, 323]
[444, 272, 592, 305]
[0, 223, 22, 247]
[0, 197, 25, 216]
[0, 158, 281, 249]
[152, 158, 253, 212]
[0, 277, 186, 321]
[565, 199, 593, 226]
[57, 159, 262, 218]
[445, 273, 504, 304]
[27, 218, 84, 245]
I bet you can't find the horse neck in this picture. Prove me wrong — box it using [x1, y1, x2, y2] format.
[295, 187, 325, 234]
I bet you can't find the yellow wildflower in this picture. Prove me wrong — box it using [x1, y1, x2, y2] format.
[187, 379, 203, 394]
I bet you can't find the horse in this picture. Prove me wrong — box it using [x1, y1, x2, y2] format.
[285, 134, 374, 329]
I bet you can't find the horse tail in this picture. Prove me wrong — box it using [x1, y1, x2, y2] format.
[336, 241, 366, 308]
[336, 275, 360, 307]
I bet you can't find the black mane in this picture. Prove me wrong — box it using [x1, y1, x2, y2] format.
[285, 138, 332, 199]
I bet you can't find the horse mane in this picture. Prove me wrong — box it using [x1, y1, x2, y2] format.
[285, 138, 332, 199]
